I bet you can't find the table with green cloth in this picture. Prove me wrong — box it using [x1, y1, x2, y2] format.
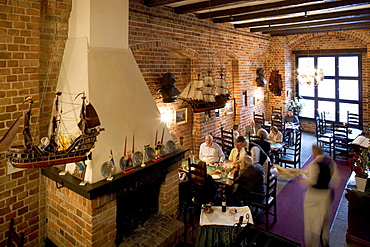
[180, 160, 234, 186]
[196, 206, 253, 247]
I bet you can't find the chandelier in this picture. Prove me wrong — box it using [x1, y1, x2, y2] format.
[297, 65, 324, 86]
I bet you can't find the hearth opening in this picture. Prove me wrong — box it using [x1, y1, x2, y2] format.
[115, 178, 163, 244]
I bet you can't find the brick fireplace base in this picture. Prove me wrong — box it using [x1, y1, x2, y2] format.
[44, 157, 184, 247]
[119, 213, 184, 247]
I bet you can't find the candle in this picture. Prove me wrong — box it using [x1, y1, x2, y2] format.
[161, 128, 165, 144]
[155, 130, 158, 146]
[124, 137, 127, 156]
[132, 134, 135, 153]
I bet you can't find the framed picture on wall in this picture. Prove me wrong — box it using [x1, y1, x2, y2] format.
[242, 91, 247, 106]
[224, 100, 234, 115]
[250, 96, 255, 107]
[175, 108, 187, 125]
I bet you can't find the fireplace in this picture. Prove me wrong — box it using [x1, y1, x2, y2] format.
[42, 149, 186, 246]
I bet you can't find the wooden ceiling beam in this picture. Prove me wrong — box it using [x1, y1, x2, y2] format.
[144, 0, 183, 7]
[234, 8, 370, 28]
[197, 0, 322, 19]
[174, 0, 248, 14]
[265, 22, 370, 36]
[250, 16, 370, 33]
[212, 0, 370, 23]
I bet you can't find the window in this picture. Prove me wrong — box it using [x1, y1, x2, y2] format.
[297, 54, 362, 127]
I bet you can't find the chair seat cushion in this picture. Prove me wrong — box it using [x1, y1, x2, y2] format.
[279, 154, 294, 162]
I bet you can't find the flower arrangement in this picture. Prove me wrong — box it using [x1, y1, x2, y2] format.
[348, 147, 369, 179]
[202, 202, 214, 213]
[179, 136, 184, 146]
[290, 96, 304, 114]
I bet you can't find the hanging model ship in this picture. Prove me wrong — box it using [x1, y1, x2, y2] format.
[1, 92, 104, 168]
[179, 69, 230, 112]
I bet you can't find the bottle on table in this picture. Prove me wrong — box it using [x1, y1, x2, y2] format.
[222, 194, 227, 212]
[189, 151, 195, 164]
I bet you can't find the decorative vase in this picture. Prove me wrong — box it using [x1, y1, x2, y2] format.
[355, 176, 369, 192]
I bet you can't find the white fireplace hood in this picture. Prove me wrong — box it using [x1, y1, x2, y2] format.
[56, 0, 172, 183]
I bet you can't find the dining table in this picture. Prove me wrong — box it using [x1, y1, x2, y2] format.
[196, 205, 254, 247]
[180, 160, 235, 186]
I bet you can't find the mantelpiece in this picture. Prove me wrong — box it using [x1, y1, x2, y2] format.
[41, 148, 188, 200]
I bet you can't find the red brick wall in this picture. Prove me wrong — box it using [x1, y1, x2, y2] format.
[0, 1, 71, 246]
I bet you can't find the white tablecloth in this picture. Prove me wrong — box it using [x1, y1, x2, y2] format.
[200, 206, 254, 226]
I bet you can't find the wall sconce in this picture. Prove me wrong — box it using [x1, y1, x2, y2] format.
[160, 109, 172, 124]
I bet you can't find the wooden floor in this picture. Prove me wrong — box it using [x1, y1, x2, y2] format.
[176, 132, 357, 247]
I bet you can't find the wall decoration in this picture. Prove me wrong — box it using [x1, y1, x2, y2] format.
[215, 109, 220, 118]
[71, 161, 86, 180]
[250, 96, 255, 107]
[175, 108, 187, 125]
[224, 100, 234, 115]
[242, 91, 247, 106]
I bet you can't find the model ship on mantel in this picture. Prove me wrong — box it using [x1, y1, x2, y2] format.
[179, 69, 230, 112]
[1, 92, 104, 168]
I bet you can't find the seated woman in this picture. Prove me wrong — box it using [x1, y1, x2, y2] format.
[269, 126, 283, 143]
[232, 156, 265, 207]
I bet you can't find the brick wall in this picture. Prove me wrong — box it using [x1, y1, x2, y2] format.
[44, 162, 180, 247]
[0, 1, 71, 246]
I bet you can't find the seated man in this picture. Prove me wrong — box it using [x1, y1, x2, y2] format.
[229, 136, 247, 165]
[245, 119, 262, 136]
[230, 136, 270, 179]
[233, 155, 265, 205]
[199, 135, 225, 164]
[283, 109, 299, 124]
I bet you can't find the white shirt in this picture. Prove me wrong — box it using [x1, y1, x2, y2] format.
[229, 147, 246, 162]
[199, 142, 225, 163]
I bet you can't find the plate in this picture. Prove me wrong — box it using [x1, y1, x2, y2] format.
[145, 147, 155, 160]
[101, 161, 115, 178]
[133, 151, 143, 166]
[166, 140, 177, 152]
[211, 174, 221, 180]
[119, 157, 127, 170]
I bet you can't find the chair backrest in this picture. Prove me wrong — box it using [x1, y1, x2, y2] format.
[188, 160, 216, 204]
[265, 161, 277, 198]
[271, 119, 284, 132]
[333, 122, 349, 142]
[271, 106, 282, 120]
[253, 112, 265, 126]
[221, 127, 234, 156]
[7, 218, 24, 247]
[347, 111, 361, 128]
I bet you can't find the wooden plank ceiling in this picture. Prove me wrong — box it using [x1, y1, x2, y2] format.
[144, 0, 370, 36]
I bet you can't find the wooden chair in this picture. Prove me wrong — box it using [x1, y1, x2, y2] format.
[188, 160, 216, 205]
[247, 161, 277, 230]
[332, 122, 349, 163]
[347, 111, 361, 129]
[315, 115, 333, 156]
[271, 118, 284, 132]
[278, 128, 302, 169]
[221, 127, 234, 157]
[253, 112, 265, 127]
[7, 218, 24, 247]
[271, 106, 282, 121]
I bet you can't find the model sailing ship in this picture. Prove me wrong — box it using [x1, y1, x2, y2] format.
[179, 69, 230, 112]
[1, 92, 103, 168]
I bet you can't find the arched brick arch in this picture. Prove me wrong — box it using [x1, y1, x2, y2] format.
[130, 41, 199, 59]
[287, 31, 370, 49]
[213, 50, 239, 60]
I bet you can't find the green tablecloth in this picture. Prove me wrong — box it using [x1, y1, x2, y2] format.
[196, 225, 248, 247]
